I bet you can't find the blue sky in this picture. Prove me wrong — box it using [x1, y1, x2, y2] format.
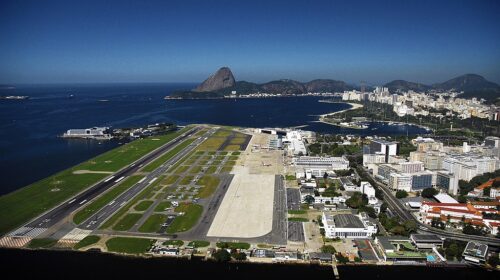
[0, 0, 499, 85]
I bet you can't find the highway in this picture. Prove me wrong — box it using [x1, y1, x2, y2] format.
[365, 168, 500, 247]
[10, 126, 201, 237]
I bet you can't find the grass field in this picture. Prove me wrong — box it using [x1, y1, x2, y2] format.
[288, 210, 306, 214]
[163, 240, 184, 246]
[196, 137, 226, 151]
[154, 201, 172, 212]
[161, 175, 179, 185]
[73, 175, 143, 224]
[187, 240, 210, 248]
[221, 166, 233, 173]
[27, 238, 58, 249]
[174, 165, 189, 174]
[138, 214, 167, 233]
[167, 203, 203, 233]
[142, 138, 195, 172]
[223, 145, 241, 151]
[189, 166, 203, 174]
[74, 235, 101, 249]
[0, 128, 189, 236]
[112, 213, 142, 231]
[106, 237, 154, 254]
[179, 175, 194, 185]
[195, 175, 220, 198]
[205, 166, 217, 174]
[134, 200, 154, 211]
[216, 241, 250, 250]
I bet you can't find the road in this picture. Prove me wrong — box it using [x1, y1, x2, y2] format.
[8, 126, 201, 238]
[364, 167, 500, 247]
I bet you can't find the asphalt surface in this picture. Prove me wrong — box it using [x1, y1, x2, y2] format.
[287, 221, 305, 242]
[178, 174, 234, 240]
[79, 128, 212, 231]
[11, 127, 201, 237]
[286, 188, 301, 211]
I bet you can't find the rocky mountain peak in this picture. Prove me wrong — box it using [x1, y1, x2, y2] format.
[194, 67, 235, 92]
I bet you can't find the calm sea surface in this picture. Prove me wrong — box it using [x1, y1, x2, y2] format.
[0, 248, 496, 280]
[0, 83, 429, 195]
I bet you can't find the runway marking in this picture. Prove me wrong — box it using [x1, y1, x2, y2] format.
[79, 199, 87, 205]
[67, 198, 76, 204]
[114, 176, 125, 183]
[108, 200, 115, 206]
[138, 177, 146, 183]
[148, 177, 158, 184]
[0, 236, 32, 248]
[8, 226, 47, 238]
[58, 228, 92, 247]
[104, 176, 115, 182]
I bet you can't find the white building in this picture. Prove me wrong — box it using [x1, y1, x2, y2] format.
[293, 156, 349, 170]
[360, 181, 376, 198]
[400, 161, 424, 174]
[388, 173, 412, 192]
[322, 213, 377, 239]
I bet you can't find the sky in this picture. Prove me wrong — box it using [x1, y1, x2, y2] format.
[0, 0, 499, 85]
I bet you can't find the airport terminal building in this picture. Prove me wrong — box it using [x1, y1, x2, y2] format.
[322, 213, 377, 239]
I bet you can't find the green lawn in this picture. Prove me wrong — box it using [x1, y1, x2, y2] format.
[142, 138, 195, 172]
[187, 240, 210, 248]
[74, 235, 101, 250]
[27, 238, 58, 249]
[288, 217, 309, 222]
[221, 166, 233, 173]
[174, 165, 189, 174]
[189, 166, 203, 174]
[100, 176, 163, 229]
[73, 175, 143, 224]
[179, 176, 194, 185]
[167, 203, 203, 233]
[288, 210, 306, 214]
[106, 237, 154, 254]
[163, 240, 184, 246]
[154, 201, 172, 212]
[0, 128, 190, 236]
[134, 200, 154, 211]
[161, 175, 179, 185]
[195, 175, 220, 198]
[216, 242, 250, 250]
[205, 166, 217, 174]
[138, 214, 167, 233]
[112, 213, 142, 231]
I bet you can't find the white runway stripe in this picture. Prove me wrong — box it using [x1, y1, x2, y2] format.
[0, 236, 32, 248]
[8, 227, 47, 238]
[60, 228, 92, 242]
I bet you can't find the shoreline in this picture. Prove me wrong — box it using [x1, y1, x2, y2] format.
[315, 102, 365, 128]
[316, 102, 434, 132]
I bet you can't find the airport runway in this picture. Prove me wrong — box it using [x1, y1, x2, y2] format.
[286, 188, 301, 211]
[78, 131, 210, 230]
[8, 126, 201, 238]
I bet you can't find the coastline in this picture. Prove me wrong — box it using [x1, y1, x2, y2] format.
[315, 102, 365, 128]
[316, 102, 433, 132]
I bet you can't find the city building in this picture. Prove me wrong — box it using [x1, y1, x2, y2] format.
[293, 156, 349, 170]
[400, 161, 424, 174]
[63, 127, 112, 139]
[322, 213, 377, 239]
[388, 173, 412, 192]
[436, 171, 459, 195]
[462, 241, 488, 264]
[410, 170, 434, 191]
[410, 234, 444, 250]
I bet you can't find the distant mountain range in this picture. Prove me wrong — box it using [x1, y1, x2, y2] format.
[384, 74, 500, 101]
[169, 68, 500, 102]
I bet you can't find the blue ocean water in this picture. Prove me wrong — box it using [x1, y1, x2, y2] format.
[0, 83, 429, 195]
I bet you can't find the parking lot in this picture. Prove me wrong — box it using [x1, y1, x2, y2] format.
[286, 188, 301, 211]
[287, 221, 305, 242]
